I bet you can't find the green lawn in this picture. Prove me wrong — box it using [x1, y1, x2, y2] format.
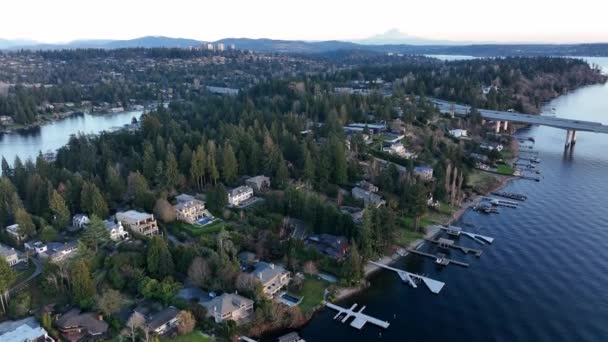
[496, 163, 514, 175]
[162, 331, 214, 342]
[400, 216, 432, 231]
[396, 228, 424, 247]
[293, 277, 328, 316]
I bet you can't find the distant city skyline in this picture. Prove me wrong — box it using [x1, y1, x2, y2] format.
[3, 0, 608, 44]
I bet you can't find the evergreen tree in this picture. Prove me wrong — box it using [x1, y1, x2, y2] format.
[81, 215, 110, 253]
[147, 237, 174, 280]
[221, 142, 238, 185]
[165, 151, 180, 191]
[14, 207, 36, 237]
[70, 260, 95, 306]
[341, 241, 363, 285]
[189, 145, 206, 190]
[0, 257, 15, 313]
[106, 164, 126, 203]
[207, 141, 219, 185]
[49, 189, 70, 229]
[80, 182, 109, 218]
[142, 143, 157, 181]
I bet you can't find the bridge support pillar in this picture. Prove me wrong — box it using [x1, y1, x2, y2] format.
[565, 129, 573, 149]
[571, 130, 577, 145]
[495, 121, 501, 133]
[503, 121, 509, 131]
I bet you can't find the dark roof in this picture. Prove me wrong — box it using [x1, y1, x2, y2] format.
[55, 309, 108, 335]
[147, 307, 180, 331]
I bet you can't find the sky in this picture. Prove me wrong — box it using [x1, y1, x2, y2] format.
[3, 0, 608, 43]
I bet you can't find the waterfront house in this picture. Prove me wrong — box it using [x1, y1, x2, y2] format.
[202, 293, 254, 324]
[245, 175, 271, 192]
[71, 214, 90, 230]
[146, 306, 180, 335]
[352, 187, 386, 208]
[173, 194, 209, 224]
[5, 223, 27, 242]
[0, 316, 55, 342]
[228, 185, 254, 207]
[382, 133, 405, 144]
[414, 166, 434, 181]
[251, 262, 291, 298]
[55, 309, 109, 342]
[103, 219, 129, 241]
[306, 234, 349, 260]
[0, 243, 19, 267]
[382, 142, 416, 159]
[116, 210, 159, 236]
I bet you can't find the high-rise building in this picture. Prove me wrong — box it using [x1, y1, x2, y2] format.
[217, 43, 225, 51]
[230, 43, 236, 50]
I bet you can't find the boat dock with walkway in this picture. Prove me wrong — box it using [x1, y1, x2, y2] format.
[325, 302, 390, 330]
[407, 249, 469, 267]
[425, 238, 483, 257]
[438, 225, 495, 245]
[368, 261, 445, 294]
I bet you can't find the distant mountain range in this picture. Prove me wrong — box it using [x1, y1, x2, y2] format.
[2, 34, 608, 57]
[0, 36, 201, 50]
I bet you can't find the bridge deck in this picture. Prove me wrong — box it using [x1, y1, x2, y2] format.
[430, 98, 608, 133]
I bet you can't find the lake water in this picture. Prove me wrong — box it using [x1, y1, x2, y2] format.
[0, 111, 141, 166]
[296, 57, 608, 341]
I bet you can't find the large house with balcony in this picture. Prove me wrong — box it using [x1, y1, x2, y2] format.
[251, 262, 291, 298]
[173, 194, 210, 224]
[202, 293, 254, 324]
[228, 186, 254, 207]
[116, 211, 159, 236]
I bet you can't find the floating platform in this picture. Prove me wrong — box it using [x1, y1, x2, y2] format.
[424, 238, 483, 257]
[368, 261, 445, 294]
[325, 302, 390, 330]
[407, 249, 469, 267]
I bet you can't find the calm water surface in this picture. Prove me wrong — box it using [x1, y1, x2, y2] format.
[296, 58, 608, 342]
[0, 111, 141, 166]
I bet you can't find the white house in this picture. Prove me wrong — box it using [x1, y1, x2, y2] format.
[173, 194, 209, 224]
[5, 224, 27, 242]
[103, 220, 129, 241]
[251, 262, 291, 298]
[0, 243, 19, 267]
[116, 211, 159, 236]
[228, 186, 254, 207]
[202, 293, 254, 324]
[72, 214, 90, 230]
[449, 129, 468, 138]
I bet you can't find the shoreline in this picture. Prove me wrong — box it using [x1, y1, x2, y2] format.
[332, 138, 521, 302]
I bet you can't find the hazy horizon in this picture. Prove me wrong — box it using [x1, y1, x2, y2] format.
[2, 0, 608, 44]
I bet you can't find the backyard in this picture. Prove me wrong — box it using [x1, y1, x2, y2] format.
[161, 331, 215, 342]
[292, 277, 328, 316]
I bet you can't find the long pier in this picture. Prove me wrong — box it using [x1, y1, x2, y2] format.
[325, 302, 390, 330]
[407, 249, 469, 267]
[425, 238, 483, 257]
[368, 261, 445, 294]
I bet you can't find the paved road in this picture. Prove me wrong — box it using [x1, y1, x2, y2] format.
[9, 257, 42, 295]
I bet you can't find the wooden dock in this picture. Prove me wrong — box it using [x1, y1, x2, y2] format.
[368, 261, 445, 294]
[407, 249, 469, 267]
[325, 302, 390, 330]
[439, 225, 495, 245]
[424, 238, 483, 257]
